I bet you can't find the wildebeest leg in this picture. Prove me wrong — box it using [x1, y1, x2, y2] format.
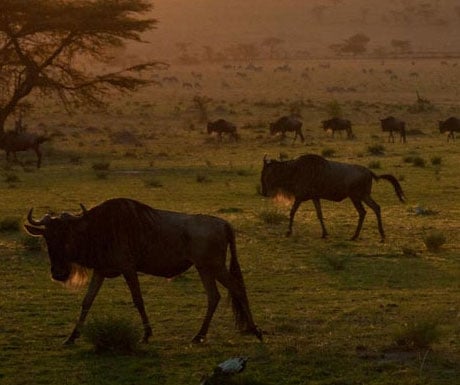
[123, 270, 152, 343]
[64, 272, 104, 345]
[287, 199, 302, 237]
[35, 146, 42, 168]
[362, 196, 385, 242]
[350, 198, 366, 241]
[192, 268, 220, 343]
[312, 199, 328, 238]
[215, 269, 261, 339]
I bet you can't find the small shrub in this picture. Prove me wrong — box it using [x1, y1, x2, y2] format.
[94, 170, 109, 180]
[367, 144, 385, 156]
[236, 169, 252, 176]
[394, 319, 441, 350]
[423, 231, 446, 252]
[324, 255, 350, 271]
[217, 207, 243, 214]
[144, 177, 163, 188]
[430, 156, 442, 166]
[0, 217, 20, 232]
[4, 172, 20, 183]
[403, 155, 415, 164]
[368, 160, 381, 169]
[321, 148, 335, 158]
[196, 173, 211, 183]
[83, 316, 141, 354]
[259, 209, 286, 225]
[412, 156, 426, 168]
[91, 161, 111, 171]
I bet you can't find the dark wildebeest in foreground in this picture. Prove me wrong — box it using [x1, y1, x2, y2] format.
[380, 116, 407, 143]
[438, 116, 460, 142]
[0, 131, 48, 168]
[322, 117, 354, 139]
[260, 154, 405, 242]
[269, 116, 304, 143]
[207, 119, 239, 141]
[24, 198, 262, 344]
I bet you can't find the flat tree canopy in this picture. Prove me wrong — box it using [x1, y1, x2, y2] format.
[0, 0, 162, 131]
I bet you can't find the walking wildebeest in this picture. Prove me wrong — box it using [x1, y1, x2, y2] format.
[438, 116, 460, 142]
[24, 198, 262, 344]
[207, 119, 239, 141]
[269, 116, 304, 143]
[380, 116, 407, 143]
[0, 131, 48, 168]
[260, 154, 405, 242]
[322, 117, 354, 139]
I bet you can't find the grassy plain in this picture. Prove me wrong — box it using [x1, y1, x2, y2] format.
[0, 58, 459, 385]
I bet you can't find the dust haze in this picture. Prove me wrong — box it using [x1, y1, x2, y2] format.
[126, 0, 460, 61]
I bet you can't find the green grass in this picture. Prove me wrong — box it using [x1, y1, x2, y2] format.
[0, 57, 459, 385]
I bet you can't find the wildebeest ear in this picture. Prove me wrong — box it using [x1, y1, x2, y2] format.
[24, 224, 44, 236]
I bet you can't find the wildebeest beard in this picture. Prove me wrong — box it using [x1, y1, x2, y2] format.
[273, 190, 295, 206]
[61, 263, 90, 290]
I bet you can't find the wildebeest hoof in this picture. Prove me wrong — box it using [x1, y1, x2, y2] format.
[285, 231, 292, 237]
[63, 337, 76, 346]
[321, 233, 329, 239]
[191, 334, 206, 344]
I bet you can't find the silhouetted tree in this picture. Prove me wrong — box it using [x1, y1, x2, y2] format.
[0, 0, 161, 131]
[391, 39, 412, 55]
[340, 33, 371, 56]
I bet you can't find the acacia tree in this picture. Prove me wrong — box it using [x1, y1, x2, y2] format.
[0, 0, 162, 132]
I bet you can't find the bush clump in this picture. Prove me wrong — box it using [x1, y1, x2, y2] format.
[321, 148, 336, 158]
[0, 217, 20, 232]
[423, 231, 446, 252]
[259, 209, 286, 225]
[83, 316, 141, 354]
[367, 144, 385, 156]
[394, 319, 441, 350]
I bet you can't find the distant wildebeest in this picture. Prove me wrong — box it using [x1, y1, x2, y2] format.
[260, 154, 405, 242]
[380, 116, 407, 143]
[322, 117, 354, 139]
[439, 116, 460, 142]
[269, 116, 304, 143]
[207, 119, 239, 141]
[24, 198, 262, 344]
[0, 131, 48, 168]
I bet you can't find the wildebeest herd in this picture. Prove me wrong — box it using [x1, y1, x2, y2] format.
[1, 113, 458, 169]
[13, 109, 457, 345]
[206, 115, 460, 143]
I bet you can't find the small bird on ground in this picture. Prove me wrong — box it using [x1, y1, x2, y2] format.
[200, 357, 248, 385]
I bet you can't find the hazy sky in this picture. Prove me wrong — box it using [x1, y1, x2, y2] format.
[131, 0, 460, 59]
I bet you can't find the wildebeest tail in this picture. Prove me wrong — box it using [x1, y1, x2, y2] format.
[226, 223, 251, 332]
[371, 172, 406, 202]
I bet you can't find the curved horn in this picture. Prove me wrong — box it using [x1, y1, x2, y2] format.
[80, 203, 88, 215]
[27, 208, 50, 226]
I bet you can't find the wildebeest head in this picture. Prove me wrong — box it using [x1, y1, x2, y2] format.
[24, 205, 88, 286]
[207, 122, 214, 134]
[260, 155, 290, 198]
[269, 122, 276, 135]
